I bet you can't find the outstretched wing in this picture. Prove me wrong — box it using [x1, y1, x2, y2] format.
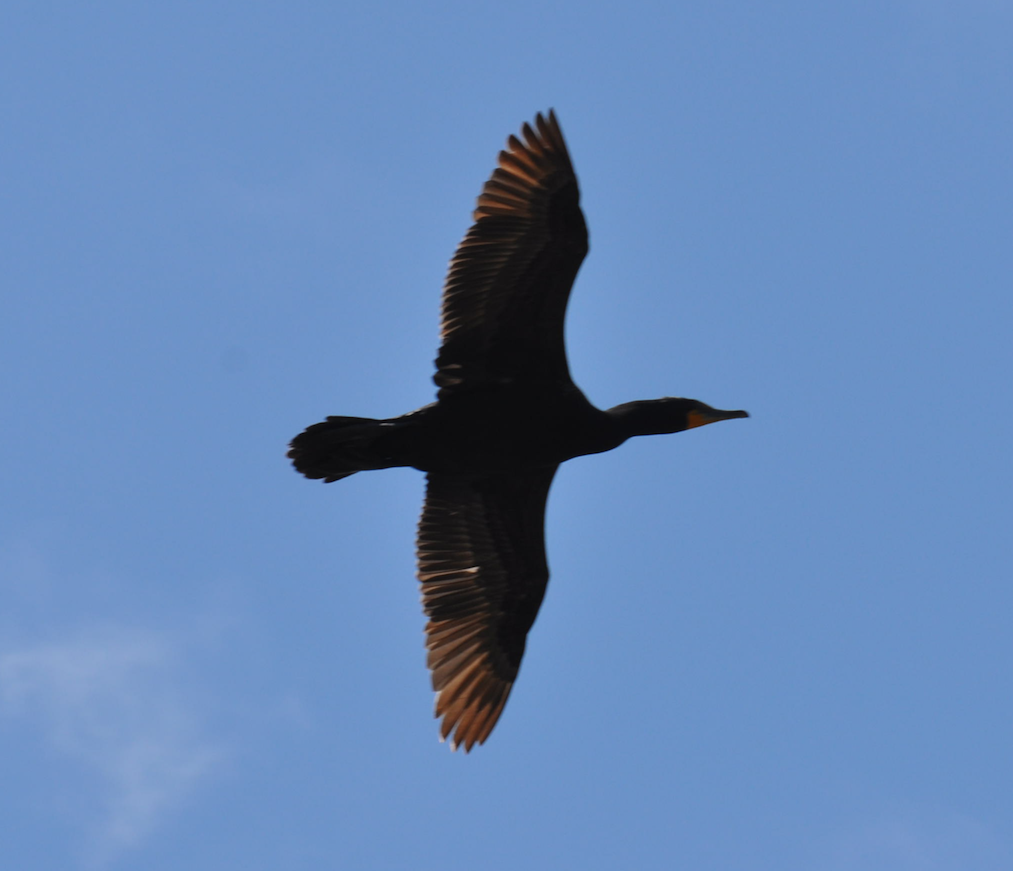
[434, 111, 588, 397]
[416, 466, 558, 751]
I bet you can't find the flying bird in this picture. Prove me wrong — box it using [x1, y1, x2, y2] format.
[289, 111, 748, 751]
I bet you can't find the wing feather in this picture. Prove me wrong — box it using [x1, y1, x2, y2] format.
[417, 467, 558, 751]
[434, 111, 588, 396]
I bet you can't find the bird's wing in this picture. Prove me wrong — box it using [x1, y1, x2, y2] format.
[434, 111, 588, 398]
[417, 466, 558, 751]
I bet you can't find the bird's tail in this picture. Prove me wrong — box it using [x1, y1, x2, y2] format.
[287, 415, 396, 483]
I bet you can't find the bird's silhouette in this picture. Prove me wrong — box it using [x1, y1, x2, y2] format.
[289, 111, 747, 750]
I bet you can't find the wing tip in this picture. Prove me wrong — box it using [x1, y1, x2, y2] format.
[470, 110, 575, 222]
[436, 687, 509, 753]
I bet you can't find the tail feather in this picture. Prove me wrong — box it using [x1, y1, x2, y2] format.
[288, 415, 391, 483]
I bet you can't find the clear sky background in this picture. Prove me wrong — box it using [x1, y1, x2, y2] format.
[2, 3, 1012, 869]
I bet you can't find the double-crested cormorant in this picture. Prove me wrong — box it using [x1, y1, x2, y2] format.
[289, 112, 747, 751]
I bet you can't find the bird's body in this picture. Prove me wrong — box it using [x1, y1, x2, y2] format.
[299, 387, 618, 476]
[289, 112, 747, 751]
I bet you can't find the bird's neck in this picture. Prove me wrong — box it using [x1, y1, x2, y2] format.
[606, 400, 685, 438]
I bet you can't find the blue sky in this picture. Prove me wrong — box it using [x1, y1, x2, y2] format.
[3, 2, 1012, 869]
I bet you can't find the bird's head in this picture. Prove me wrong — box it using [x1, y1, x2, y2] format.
[608, 397, 750, 437]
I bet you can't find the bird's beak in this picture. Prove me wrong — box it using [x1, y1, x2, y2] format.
[686, 408, 750, 429]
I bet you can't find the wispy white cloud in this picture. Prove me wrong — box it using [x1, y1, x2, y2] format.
[0, 627, 221, 866]
[818, 806, 1011, 871]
